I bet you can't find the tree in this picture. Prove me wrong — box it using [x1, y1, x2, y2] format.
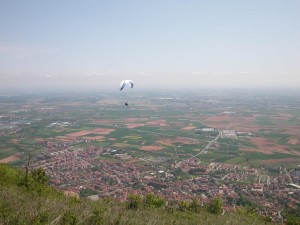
[31, 168, 48, 186]
[24, 153, 33, 189]
[208, 197, 223, 214]
[127, 194, 142, 209]
[0, 164, 18, 186]
[189, 198, 201, 213]
[144, 193, 165, 208]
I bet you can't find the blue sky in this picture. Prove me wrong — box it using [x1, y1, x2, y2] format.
[0, 0, 299, 91]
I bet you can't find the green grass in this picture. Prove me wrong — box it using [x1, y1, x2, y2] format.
[0, 164, 272, 225]
[261, 132, 291, 139]
[198, 152, 234, 163]
[19, 139, 36, 145]
[246, 152, 299, 160]
[0, 148, 19, 159]
[256, 117, 274, 126]
[224, 157, 247, 164]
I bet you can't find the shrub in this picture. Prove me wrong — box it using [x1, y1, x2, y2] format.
[207, 197, 223, 214]
[88, 208, 104, 225]
[0, 164, 16, 185]
[144, 193, 165, 208]
[127, 194, 142, 209]
[61, 210, 78, 225]
[178, 200, 190, 212]
[286, 216, 300, 225]
[189, 198, 201, 213]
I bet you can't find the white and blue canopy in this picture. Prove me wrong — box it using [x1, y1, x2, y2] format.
[120, 80, 134, 91]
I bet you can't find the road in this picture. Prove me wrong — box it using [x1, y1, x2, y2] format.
[174, 130, 221, 168]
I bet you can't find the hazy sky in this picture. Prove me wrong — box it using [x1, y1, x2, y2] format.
[0, 0, 299, 91]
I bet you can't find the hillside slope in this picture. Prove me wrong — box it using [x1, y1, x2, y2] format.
[0, 164, 272, 225]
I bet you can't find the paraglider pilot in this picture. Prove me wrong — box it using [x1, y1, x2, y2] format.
[120, 80, 134, 106]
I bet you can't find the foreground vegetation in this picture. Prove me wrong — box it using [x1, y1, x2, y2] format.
[0, 164, 274, 225]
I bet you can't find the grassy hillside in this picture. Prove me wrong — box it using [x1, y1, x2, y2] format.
[0, 164, 273, 225]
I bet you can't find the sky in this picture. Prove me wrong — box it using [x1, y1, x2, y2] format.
[0, 0, 299, 92]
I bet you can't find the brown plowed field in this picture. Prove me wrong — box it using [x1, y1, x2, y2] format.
[0, 155, 20, 163]
[157, 137, 198, 145]
[8, 139, 19, 144]
[139, 146, 164, 151]
[240, 137, 300, 155]
[127, 123, 144, 129]
[67, 128, 114, 137]
[204, 114, 261, 131]
[181, 126, 197, 130]
[262, 158, 300, 165]
[288, 138, 298, 145]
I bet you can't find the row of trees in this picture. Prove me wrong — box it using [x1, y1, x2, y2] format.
[127, 193, 223, 214]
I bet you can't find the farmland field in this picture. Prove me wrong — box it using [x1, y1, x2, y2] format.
[0, 89, 300, 168]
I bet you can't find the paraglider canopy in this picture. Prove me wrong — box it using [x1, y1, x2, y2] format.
[120, 80, 134, 107]
[120, 80, 134, 91]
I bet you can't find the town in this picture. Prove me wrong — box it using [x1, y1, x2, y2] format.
[30, 132, 300, 223]
[0, 90, 300, 223]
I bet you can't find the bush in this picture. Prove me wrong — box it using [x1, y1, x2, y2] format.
[0, 164, 18, 186]
[31, 168, 48, 185]
[61, 210, 78, 225]
[127, 194, 142, 209]
[189, 198, 201, 213]
[207, 197, 223, 214]
[286, 216, 300, 225]
[178, 198, 201, 213]
[144, 193, 165, 208]
[88, 207, 104, 225]
[178, 200, 190, 212]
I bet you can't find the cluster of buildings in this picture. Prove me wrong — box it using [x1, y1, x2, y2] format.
[31, 143, 300, 222]
[37, 139, 90, 152]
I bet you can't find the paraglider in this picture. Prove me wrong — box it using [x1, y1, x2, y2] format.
[120, 80, 134, 106]
[120, 80, 134, 91]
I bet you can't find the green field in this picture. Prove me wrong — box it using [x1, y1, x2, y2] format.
[0, 90, 300, 169]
